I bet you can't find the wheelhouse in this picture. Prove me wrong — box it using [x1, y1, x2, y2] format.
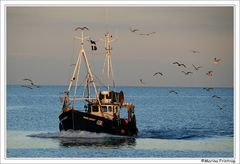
[88, 104, 120, 120]
[87, 90, 135, 122]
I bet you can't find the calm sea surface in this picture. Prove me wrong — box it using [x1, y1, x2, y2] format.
[6, 86, 233, 158]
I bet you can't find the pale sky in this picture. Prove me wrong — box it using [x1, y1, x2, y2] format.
[7, 7, 233, 87]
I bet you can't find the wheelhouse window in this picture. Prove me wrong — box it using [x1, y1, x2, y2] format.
[101, 106, 107, 112]
[108, 106, 112, 112]
[92, 106, 99, 112]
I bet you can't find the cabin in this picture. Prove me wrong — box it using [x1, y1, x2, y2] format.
[87, 90, 135, 122]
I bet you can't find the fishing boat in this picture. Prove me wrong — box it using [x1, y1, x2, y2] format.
[59, 28, 138, 136]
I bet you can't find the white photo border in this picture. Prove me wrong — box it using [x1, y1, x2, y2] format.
[1, 1, 239, 164]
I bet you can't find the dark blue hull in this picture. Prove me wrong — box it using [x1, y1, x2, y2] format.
[59, 110, 138, 136]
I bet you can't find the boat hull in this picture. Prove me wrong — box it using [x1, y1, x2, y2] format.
[59, 110, 138, 136]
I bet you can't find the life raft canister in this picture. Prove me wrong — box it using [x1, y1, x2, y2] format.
[124, 119, 128, 125]
[120, 129, 125, 134]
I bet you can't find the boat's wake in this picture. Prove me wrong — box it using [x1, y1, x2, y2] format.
[28, 130, 126, 139]
[138, 129, 233, 140]
[28, 130, 136, 148]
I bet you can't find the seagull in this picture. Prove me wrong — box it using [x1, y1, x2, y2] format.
[153, 72, 163, 76]
[129, 28, 140, 33]
[217, 104, 226, 110]
[169, 90, 178, 95]
[203, 87, 214, 91]
[139, 32, 156, 36]
[173, 62, 186, 68]
[206, 71, 213, 77]
[213, 58, 221, 64]
[181, 71, 192, 75]
[139, 79, 145, 85]
[74, 26, 89, 31]
[23, 78, 33, 83]
[192, 64, 202, 71]
[191, 50, 200, 54]
[212, 95, 221, 99]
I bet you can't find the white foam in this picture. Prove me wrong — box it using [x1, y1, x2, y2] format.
[28, 130, 124, 139]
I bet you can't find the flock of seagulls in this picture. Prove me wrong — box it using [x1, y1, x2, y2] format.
[167, 87, 226, 111]
[137, 47, 221, 85]
[138, 55, 221, 86]
[20, 25, 227, 112]
[129, 27, 225, 111]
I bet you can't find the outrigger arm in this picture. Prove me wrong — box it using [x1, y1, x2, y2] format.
[66, 30, 101, 105]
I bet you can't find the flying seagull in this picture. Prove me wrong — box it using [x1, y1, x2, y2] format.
[139, 79, 145, 85]
[191, 50, 200, 54]
[169, 90, 178, 95]
[203, 87, 214, 91]
[129, 28, 140, 33]
[181, 71, 192, 75]
[139, 32, 156, 36]
[173, 62, 186, 68]
[23, 78, 33, 83]
[153, 72, 163, 76]
[213, 58, 221, 64]
[74, 26, 89, 31]
[217, 104, 226, 110]
[206, 71, 213, 77]
[212, 95, 221, 99]
[70, 64, 76, 67]
[192, 64, 202, 71]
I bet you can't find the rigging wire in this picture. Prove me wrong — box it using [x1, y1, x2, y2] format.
[67, 37, 77, 89]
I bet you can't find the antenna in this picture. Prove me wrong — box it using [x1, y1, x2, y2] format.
[105, 8, 110, 32]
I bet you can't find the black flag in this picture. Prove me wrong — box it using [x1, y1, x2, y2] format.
[90, 40, 97, 51]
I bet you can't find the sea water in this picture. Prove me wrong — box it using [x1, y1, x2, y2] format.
[6, 86, 233, 158]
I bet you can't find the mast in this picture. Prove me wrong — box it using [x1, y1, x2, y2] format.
[66, 28, 100, 106]
[101, 32, 115, 91]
